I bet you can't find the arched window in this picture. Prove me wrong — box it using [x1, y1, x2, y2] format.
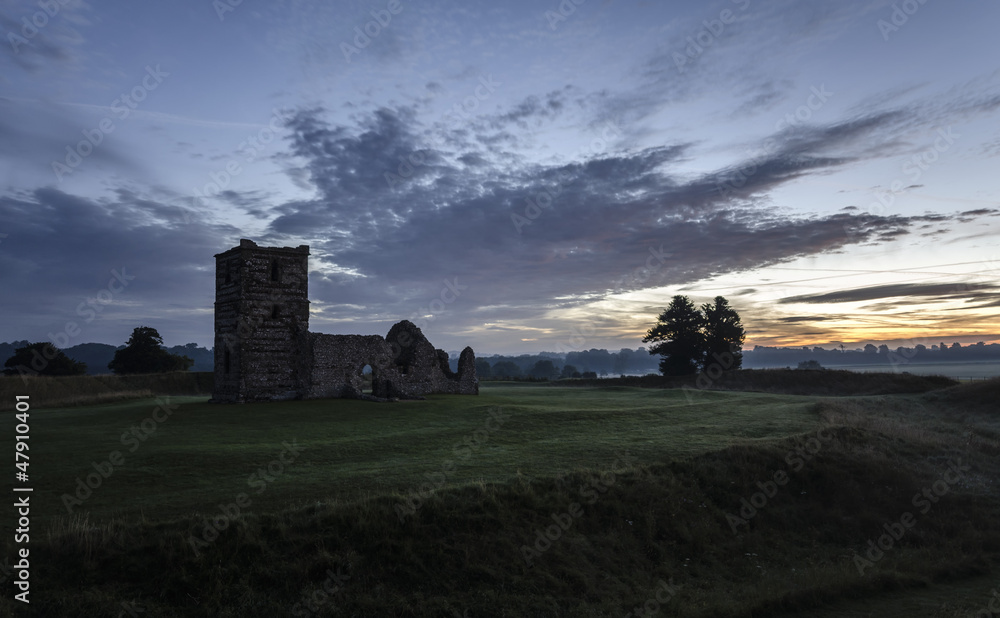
[224, 348, 231, 374]
[270, 259, 280, 282]
[271, 304, 280, 319]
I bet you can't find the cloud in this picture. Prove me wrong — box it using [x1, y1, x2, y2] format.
[0, 186, 238, 344]
[486, 87, 573, 130]
[779, 316, 837, 323]
[780, 282, 999, 305]
[0, 1, 89, 73]
[256, 106, 965, 336]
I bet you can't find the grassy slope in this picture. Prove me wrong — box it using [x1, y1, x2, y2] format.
[0, 380, 997, 617]
[4, 385, 819, 529]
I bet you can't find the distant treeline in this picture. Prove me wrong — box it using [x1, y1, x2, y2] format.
[472, 348, 660, 377]
[3, 340, 998, 378]
[745, 342, 1000, 368]
[0, 341, 215, 375]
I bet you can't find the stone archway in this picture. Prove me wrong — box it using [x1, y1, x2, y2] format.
[361, 363, 374, 395]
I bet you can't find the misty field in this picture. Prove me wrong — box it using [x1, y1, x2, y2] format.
[1, 379, 999, 617]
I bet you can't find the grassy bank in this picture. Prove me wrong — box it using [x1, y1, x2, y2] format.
[0, 381, 996, 616]
[0, 371, 212, 410]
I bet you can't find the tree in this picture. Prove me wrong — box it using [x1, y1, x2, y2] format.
[528, 359, 559, 380]
[701, 296, 745, 371]
[560, 364, 579, 379]
[797, 360, 823, 370]
[643, 295, 706, 376]
[475, 359, 492, 378]
[3, 342, 87, 377]
[491, 361, 521, 379]
[108, 327, 193, 374]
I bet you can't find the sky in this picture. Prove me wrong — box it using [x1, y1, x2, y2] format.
[1, 0, 999, 355]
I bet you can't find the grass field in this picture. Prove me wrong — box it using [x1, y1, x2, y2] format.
[1, 377, 998, 616]
[4, 385, 821, 529]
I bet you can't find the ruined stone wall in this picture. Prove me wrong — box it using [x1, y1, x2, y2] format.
[212, 240, 478, 403]
[380, 321, 478, 397]
[304, 324, 478, 400]
[305, 334, 394, 399]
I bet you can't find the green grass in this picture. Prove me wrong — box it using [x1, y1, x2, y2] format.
[4, 385, 821, 529]
[0, 379, 997, 617]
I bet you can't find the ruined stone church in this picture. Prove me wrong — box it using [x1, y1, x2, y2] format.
[212, 239, 478, 403]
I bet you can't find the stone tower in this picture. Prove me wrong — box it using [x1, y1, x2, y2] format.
[212, 239, 311, 403]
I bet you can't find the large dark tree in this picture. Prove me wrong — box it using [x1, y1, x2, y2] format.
[528, 359, 559, 380]
[560, 364, 579, 379]
[643, 295, 706, 376]
[701, 296, 746, 371]
[491, 361, 522, 379]
[3, 342, 87, 377]
[108, 327, 193, 374]
[475, 359, 492, 379]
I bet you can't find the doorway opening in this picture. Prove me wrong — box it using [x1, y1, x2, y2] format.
[361, 364, 373, 395]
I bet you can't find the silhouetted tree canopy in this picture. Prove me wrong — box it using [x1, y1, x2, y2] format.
[108, 326, 193, 374]
[702, 296, 746, 371]
[560, 364, 579, 379]
[528, 359, 559, 380]
[475, 359, 492, 378]
[491, 361, 522, 379]
[643, 295, 706, 376]
[644, 295, 746, 376]
[3, 342, 87, 377]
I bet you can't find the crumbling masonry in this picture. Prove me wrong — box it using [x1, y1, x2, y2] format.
[212, 239, 478, 403]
